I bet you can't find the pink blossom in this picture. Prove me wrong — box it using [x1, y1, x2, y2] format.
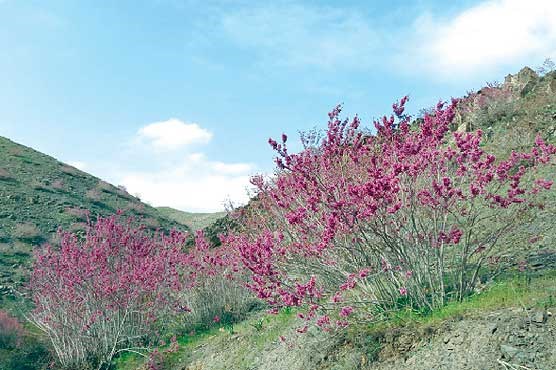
[339, 306, 353, 317]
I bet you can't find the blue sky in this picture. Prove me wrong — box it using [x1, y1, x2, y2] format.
[1, 0, 555, 211]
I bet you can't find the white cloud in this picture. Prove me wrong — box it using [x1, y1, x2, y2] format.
[118, 119, 256, 212]
[118, 153, 255, 213]
[67, 160, 87, 170]
[408, 0, 556, 78]
[137, 118, 213, 151]
[220, 3, 380, 69]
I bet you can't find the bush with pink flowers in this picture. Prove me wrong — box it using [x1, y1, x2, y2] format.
[225, 97, 556, 329]
[28, 216, 193, 369]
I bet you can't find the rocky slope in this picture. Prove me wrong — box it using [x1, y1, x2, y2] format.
[140, 271, 556, 370]
[373, 307, 555, 370]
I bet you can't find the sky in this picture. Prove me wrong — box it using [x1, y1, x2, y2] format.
[1, 0, 555, 212]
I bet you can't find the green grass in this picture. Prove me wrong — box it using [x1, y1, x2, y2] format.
[113, 326, 223, 370]
[359, 270, 556, 333]
[114, 308, 296, 370]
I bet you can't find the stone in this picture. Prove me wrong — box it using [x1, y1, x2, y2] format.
[520, 80, 536, 96]
[505, 67, 539, 96]
[500, 344, 520, 359]
[516, 67, 539, 84]
[487, 323, 498, 334]
[532, 310, 547, 324]
[548, 79, 556, 94]
[451, 335, 464, 345]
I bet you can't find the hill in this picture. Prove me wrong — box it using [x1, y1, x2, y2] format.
[0, 137, 190, 302]
[157, 207, 226, 232]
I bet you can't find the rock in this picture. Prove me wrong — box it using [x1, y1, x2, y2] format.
[520, 80, 536, 96]
[516, 67, 539, 84]
[505, 67, 539, 96]
[487, 323, 498, 334]
[451, 335, 464, 345]
[532, 310, 547, 324]
[549, 79, 556, 94]
[504, 73, 514, 85]
[500, 344, 520, 359]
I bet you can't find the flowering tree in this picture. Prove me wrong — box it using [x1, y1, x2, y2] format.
[226, 98, 556, 329]
[28, 215, 192, 369]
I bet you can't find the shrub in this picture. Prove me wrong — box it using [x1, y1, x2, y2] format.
[0, 310, 52, 370]
[13, 223, 43, 243]
[177, 231, 255, 330]
[64, 207, 90, 221]
[85, 188, 102, 201]
[124, 202, 146, 214]
[28, 216, 192, 369]
[143, 217, 161, 229]
[0, 310, 24, 348]
[0, 168, 13, 181]
[60, 165, 80, 177]
[50, 179, 66, 191]
[536, 58, 555, 76]
[225, 98, 556, 329]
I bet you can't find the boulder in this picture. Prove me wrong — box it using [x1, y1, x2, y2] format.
[500, 344, 520, 359]
[504, 67, 539, 96]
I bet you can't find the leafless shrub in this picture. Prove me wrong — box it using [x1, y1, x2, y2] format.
[0, 168, 13, 181]
[60, 165, 80, 177]
[85, 188, 102, 201]
[13, 223, 42, 242]
[179, 275, 256, 329]
[125, 202, 146, 214]
[142, 217, 160, 229]
[65, 207, 90, 221]
[536, 58, 555, 76]
[96, 180, 118, 194]
[30, 180, 49, 191]
[50, 179, 66, 191]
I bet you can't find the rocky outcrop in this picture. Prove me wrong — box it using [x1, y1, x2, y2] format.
[372, 307, 556, 370]
[545, 71, 556, 95]
[504, 67, 539, 96]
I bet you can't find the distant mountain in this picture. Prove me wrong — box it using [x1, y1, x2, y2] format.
[0, 136, 189, 302]
[156, 207, 226, 232]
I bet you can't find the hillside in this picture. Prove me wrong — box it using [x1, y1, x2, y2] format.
[0, 137, 190, 302]
[157, 207, 226, 232]
[116, 272, 556, 370]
